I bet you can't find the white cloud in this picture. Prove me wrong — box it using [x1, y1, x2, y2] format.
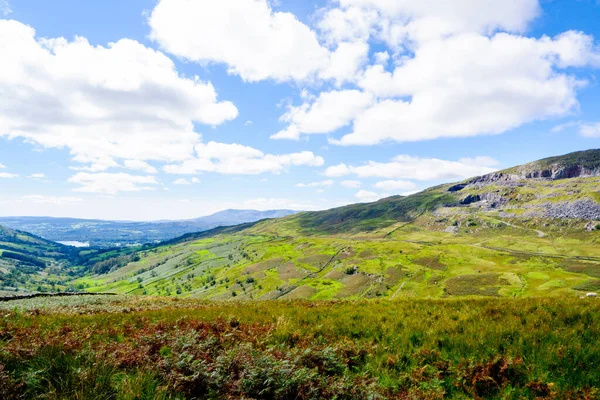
[0, 172, 17, 178]
[325, 163, 352, 177]
[124, 160, 158, 174]
[373, 180, 417, 191]
[580, 122, 600, 138]
[296, 180, 334, 188]
[341, 180, 361, 188]
[149, 0, 329, 82]
[0, 163, 5, 168]
[374, 51, 389, 64]
[149, 0, 368, 85]
[68, 173, 159, 195]
[164, 141, 324, 175]
[457, 156, 500, 167]
[22, 195, 83, 205]
[326, 155, 499, 181]
[551, 121, 581, 134]
[334, 0, 540, 45]
[355, 190, 380, 202]
[318, 41, 369, 85]
[173, 177, 200, 185]
[272, 90, 374, 140]
[28, 173, 46, 179]
[330, 31, 598, 145]
[317, 5, 378, 44]
[0, 20, 237, 170]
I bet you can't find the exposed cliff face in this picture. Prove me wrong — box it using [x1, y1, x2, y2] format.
[523, 165, 600, 180]
[459, 149, 600, 187]
[442, 150, 600, 224]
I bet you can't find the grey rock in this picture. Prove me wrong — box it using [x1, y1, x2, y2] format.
[543, 199, 600, 221]
[461, 194, 481, 205]
[445, 226, 459, 234]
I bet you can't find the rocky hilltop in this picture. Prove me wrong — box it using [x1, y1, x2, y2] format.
[442, 149, 600, 224]
[465, 149, 600, 185]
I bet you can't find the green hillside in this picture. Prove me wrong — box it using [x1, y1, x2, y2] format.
[0, 226, 78, 294]
[75, 150, 600, 300]
[0, 225, 146, 295]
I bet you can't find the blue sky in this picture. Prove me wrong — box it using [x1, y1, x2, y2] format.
[0, 0, 599, 220]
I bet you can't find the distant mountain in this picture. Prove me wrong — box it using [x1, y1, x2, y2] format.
[0, 209, 298, 247]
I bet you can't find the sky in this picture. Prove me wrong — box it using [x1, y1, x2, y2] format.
[0, 0, 599, 221]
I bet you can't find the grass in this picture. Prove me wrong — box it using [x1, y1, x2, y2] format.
[0, 295, 599, 399]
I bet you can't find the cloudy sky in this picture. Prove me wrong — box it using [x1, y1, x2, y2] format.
[0, 0, 599, 220]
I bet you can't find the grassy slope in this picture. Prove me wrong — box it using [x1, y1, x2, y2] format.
[0, 226, 83, 294]
[81, 196, 600, 300]
[0, 295, 598, 399]
[73, 149, 600, 299]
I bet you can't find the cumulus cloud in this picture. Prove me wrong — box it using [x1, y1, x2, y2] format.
[325, 155, 499, 181]
[373, 180, 417, 191]
[0, 172, 17, 178]
[328, 31, 599, 145]
[123, 160, 158, 174]
[580, 122, 600, 137]
[0, 19, 237, 171]
[28, 173, 46, 179]
[296, 180, 334, 188]
[68, 173, 159, 195]
[355, 190, 380, 202]
[173, 177, 200, 185]
[149, 0, 367, 84]
[164, 141, 324, 175]
[332, 0, 540, 45]
[272, 90, 373, 140]
[258, 0, 600, 145]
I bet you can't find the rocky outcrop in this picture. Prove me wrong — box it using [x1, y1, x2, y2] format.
[543, 199, 600, 221]
[461, 194, 481, 205]
[459, 192, 506, 208]
[448, 184, 468, 192]
[468, 173, 521, 185]
[524, 165, 600, 180]
[445, 226, 459, 234]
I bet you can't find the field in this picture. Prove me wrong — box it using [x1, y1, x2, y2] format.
[0, 295, 598, 399]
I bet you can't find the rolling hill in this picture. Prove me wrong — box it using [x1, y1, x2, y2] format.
[0, 225, 83, 295]
[75, 149, 600, 300]
[0, 209, 297, 247]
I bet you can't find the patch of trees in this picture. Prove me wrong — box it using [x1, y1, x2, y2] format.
[90, 254, 137, 274]
[1, 251, 46, 268]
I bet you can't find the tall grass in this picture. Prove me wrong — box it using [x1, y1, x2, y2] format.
[0, 296, 598, 399]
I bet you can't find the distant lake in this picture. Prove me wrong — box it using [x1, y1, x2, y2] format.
[58, 241, 90, 248]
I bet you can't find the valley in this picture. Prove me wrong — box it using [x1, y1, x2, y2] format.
[66, 150, 600, 300]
